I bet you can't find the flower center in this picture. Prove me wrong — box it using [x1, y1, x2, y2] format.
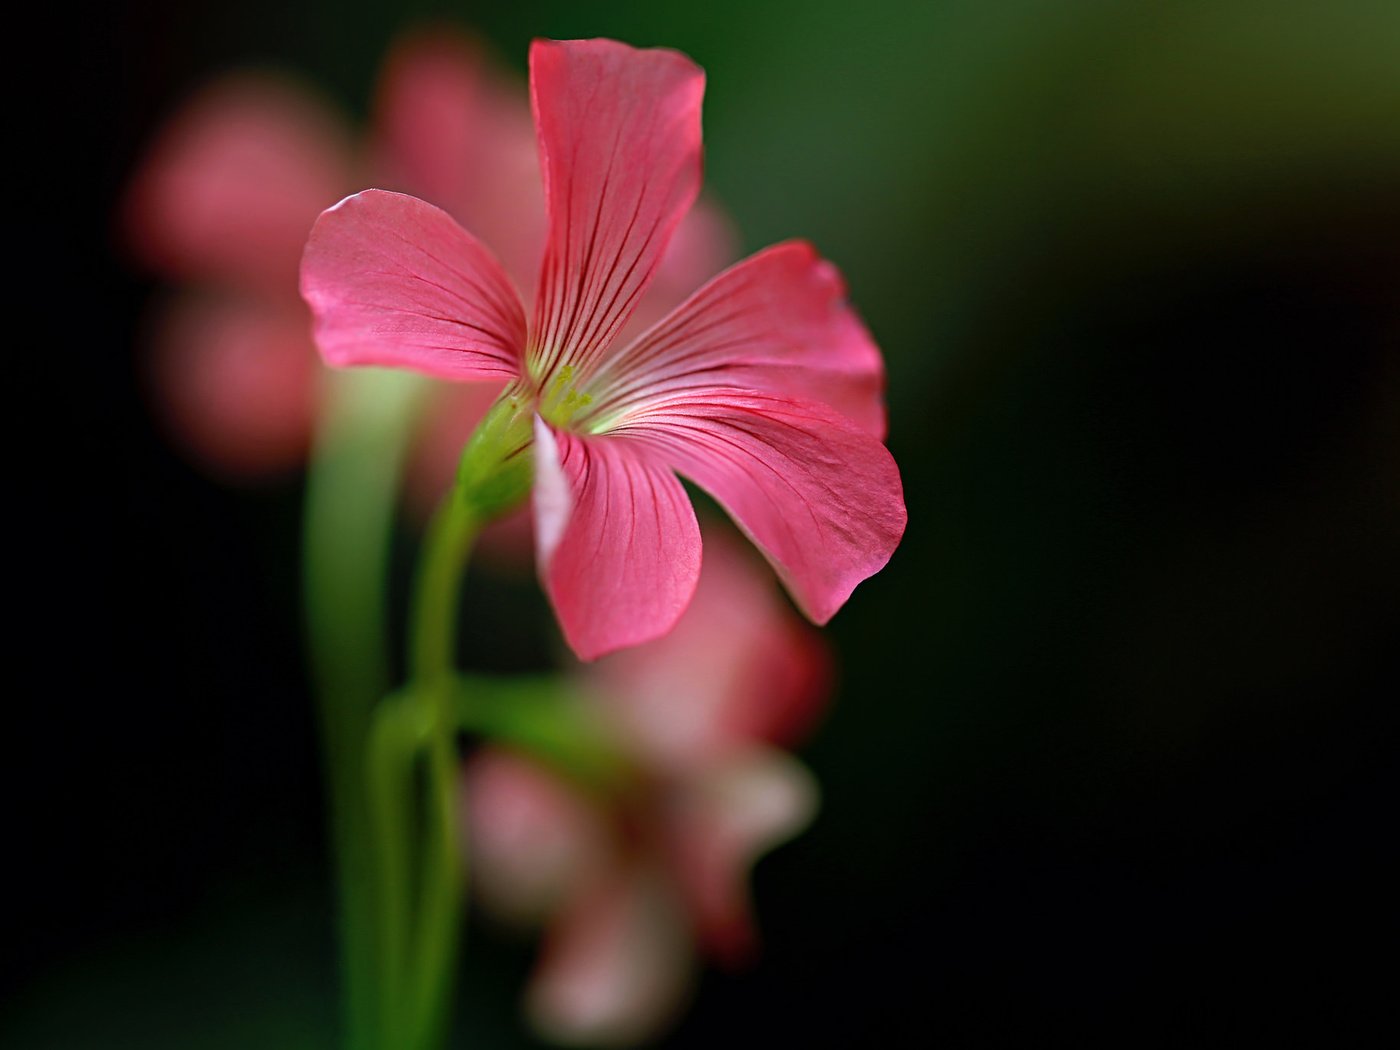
[535, 364, 595, 429]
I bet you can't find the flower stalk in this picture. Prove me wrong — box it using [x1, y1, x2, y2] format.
[371, 394, 534, 1048]
[400, 487, 479, 1048]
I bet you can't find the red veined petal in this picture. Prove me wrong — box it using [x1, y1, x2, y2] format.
[590, 241, 887, 438]
[528, 38, 704, 385]
[532, 417, 701, 661]
[300, 189, 527, 380]
[612, 389, 906, 624]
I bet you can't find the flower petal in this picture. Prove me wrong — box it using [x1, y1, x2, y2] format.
[528, 863, 694, 1048]
[301, 189, 527, 380]
[528, 39, 705, 384]
[590, 523, 831, 768]
[664, 748, 818, 965]
[146, 293, 319, 477]
[590, 241, 887, 438]
[532, 418, 701, 661]
[613, 390, 906, 624]
[125, 73, 350, 293]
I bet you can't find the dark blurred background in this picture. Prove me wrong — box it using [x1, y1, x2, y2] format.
[12, 0, 1399, 1045]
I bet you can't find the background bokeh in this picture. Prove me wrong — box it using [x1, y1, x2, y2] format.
[13, 0, 1398, 1045]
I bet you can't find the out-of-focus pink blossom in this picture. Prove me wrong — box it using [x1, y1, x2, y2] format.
[461, 527, 828, 1045]
[146, 293, 322, 475]
[126, 73, 352, 295]
[302, 39, 906, 659]
[125, 74, 350, 476]
[126, 28, 733, 491]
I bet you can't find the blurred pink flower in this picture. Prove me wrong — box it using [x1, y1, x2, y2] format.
[462, 527, 829, 1045]
[125, 73, 349, 476]
[125, 28, 733, 490]
[302, 38, 906, 659]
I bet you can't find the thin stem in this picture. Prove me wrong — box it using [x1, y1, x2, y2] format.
[404, 493, 481, 1047]
[407, 705, 464, 1046]
[409, 493, 480, 682]
[304, 368, 423, 1050]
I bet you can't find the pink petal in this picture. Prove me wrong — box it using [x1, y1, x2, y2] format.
[663, 749, 818, 966]
[125, 73, 351, 293]
[300, 189, 527, 380]
[528, 863, 694, 1047]
[145, 292, 319, 478]
[370, 28, 546, 293]
[591, 241, 888, 438]
[460, 750, 608, 923]
[532, 418, 701, 661]
[614, 390, 906, 624]
[528, 39, 705, 385]
[590, 523, 831, 769]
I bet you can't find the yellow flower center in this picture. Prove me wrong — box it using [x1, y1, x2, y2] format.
[536, 364, 594, 428]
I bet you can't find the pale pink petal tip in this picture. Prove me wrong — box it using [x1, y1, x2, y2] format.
[461, 752, 607, 922]
[532, 419, 702, 662]
[528, 866, 694, 1047]
[299, 189, 527, 380]
[670, 750, 819, 964]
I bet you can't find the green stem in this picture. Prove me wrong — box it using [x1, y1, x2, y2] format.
[410, 494, 480, 684]
[304, 368, 423, 1050]
[403, 493, 480, 1047]
[359, 385, 527, 1048]
[450, 674, 631, 795]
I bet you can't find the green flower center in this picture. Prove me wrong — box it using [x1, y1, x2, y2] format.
[536, 364, 595, 428]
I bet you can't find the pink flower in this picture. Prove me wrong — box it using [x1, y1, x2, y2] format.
[462, 527, 829, 1045]
[125, 72, 349, 475]
[302, 38, 907, 658]
[125, 29, 734, 486]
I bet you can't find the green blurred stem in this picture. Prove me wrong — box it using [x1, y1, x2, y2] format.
[450, 674, 631, 796]
[304, 368, 423, 1050]
[365, 689, 422, 1046]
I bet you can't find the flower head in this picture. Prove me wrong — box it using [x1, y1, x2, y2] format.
[302, 38, 907, 658]
[462, 526, 829, 1045]
[126, 29, 732, 485]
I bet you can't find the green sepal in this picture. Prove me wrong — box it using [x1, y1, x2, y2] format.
[452, 387, 534, 521]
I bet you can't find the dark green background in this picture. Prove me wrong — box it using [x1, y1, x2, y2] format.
[12, 0, 1398, 1045]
